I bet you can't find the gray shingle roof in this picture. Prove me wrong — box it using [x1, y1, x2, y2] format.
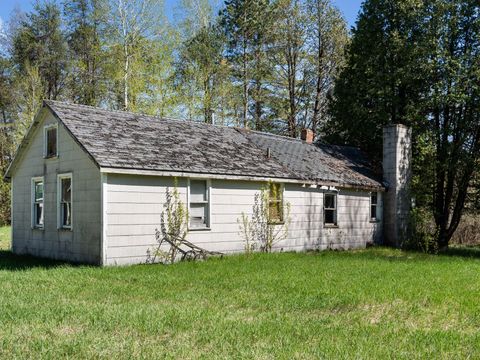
[44, 100, 384, 190]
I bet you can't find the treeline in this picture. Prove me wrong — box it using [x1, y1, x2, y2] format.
[0, 0, 348, 225]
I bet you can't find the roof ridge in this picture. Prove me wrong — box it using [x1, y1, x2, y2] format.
[44, 99, 242, 132]
[44, 100, 364, 154]
[239, 127, 305, 142]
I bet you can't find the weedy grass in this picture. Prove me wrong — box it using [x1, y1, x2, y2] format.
[0, 225, 10, 250]
[0, 226, 479, 359]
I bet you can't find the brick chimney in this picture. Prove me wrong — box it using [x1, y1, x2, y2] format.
[301, 129, 314, 144]
[383, 124, 412, 247]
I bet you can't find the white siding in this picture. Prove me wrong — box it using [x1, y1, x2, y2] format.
[11, 111, 101, 264]
[105, 174, 382, 265]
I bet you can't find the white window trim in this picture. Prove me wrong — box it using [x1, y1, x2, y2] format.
[323, 192, 338, 227]
[57, 173, 73, 230]
[43, 123, 58, 159]
[187, 178, 212, 231]
[31, 176, 44, 230]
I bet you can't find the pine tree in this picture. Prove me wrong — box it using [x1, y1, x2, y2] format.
[63, 0, 108, 105]
[220, 0, 277, 130]
[12, 1, 68, 100]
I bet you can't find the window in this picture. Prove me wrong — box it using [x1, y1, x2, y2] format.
[57, 174, 72, 229]
[31, 177, 44, 228]
[371, 192, 378, 221]
[324, 193, 337, 226]
[44, 125, 57, 158]
[189, 179, 210, 229]
[268, 183, 284, 224]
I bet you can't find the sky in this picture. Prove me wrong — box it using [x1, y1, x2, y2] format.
[0, 0, 363, 32]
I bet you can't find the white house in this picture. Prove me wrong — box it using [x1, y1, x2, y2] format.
[4, 100, 411, 265]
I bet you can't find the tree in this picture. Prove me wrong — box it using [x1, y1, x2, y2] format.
[0, 57, 15, 225]
[175, 24, 227, 123]
[221, 0, 277, 130]
[269, 0, 307, 137]
[304, 0, 348, 134]
[327, 0, 480, 249]
[106, 0, 165, 111]
[63, 0, 108, 105]
[12, 1, 68, 100]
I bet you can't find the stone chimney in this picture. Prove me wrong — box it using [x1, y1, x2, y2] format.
[383, 124, 412, 247]
[301, 129, 314, 144]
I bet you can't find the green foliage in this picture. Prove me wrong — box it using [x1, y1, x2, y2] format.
[238, 182, 291, 253]
[404, 208, 437, 253]
[148, 179, 189, 264]
[327, 0, 480, 247]
[12, 1, 67, 100]
[63, 0, 108, 106]
[175, 23, 227, 123]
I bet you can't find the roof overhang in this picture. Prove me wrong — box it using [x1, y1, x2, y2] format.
[100, 167, 386, 192]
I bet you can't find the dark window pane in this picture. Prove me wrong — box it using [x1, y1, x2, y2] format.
[35, 203, 44, 226]
[62, 202, 71, 227]
[46, 128, 57, 157]
[62, 178, 71, 202]
[325, 209, 335, 224]
[371, 192, 377, 205]
[324, 194, 335, 209]
[371, 205, 377, 219]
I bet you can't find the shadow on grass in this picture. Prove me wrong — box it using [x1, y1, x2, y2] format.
[439, 246, 480, 259]
[0, 250, 73, 271]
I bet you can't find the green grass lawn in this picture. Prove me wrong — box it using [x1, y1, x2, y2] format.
[0, 225, 10, 250]
[0, 226, 479, 359]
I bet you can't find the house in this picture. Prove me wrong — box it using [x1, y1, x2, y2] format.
[4, 100, 411, 265]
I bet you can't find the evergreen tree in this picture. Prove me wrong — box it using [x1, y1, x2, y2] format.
[327, 0, 480, 249]
[175, 24, 227, 124]
[220, 0, 277, 130]
[63, 0, 108, 105]
[12, 1, 68, 100]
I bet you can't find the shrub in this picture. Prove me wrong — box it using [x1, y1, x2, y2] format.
[238, 183, 291, 253]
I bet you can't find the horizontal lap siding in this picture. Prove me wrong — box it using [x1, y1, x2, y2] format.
[105, 175, 382, 265]
[11, 112, 101, 264]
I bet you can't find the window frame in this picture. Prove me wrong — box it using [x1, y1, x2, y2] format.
[323, 192, 338, 227]
[187, 178, 211, 231]
[57, 173, 73, 230]
[370, 192, 380, 222]
[31, 176, 45, 230]
[267, 182, 284, 225]
[43, 124, 58, 159]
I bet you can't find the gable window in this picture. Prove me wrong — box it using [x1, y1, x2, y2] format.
[371, 192, 378, 221]
[189, 179, 210, 229]
[268, 183, 284, 224]
[57, 174, 72, 229]
[324, 193, 337, 226]
[44, 125, 57, 158]
[31, 177, 44, 229]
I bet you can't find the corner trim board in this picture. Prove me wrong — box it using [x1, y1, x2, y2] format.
[100, 173, 108, 265]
